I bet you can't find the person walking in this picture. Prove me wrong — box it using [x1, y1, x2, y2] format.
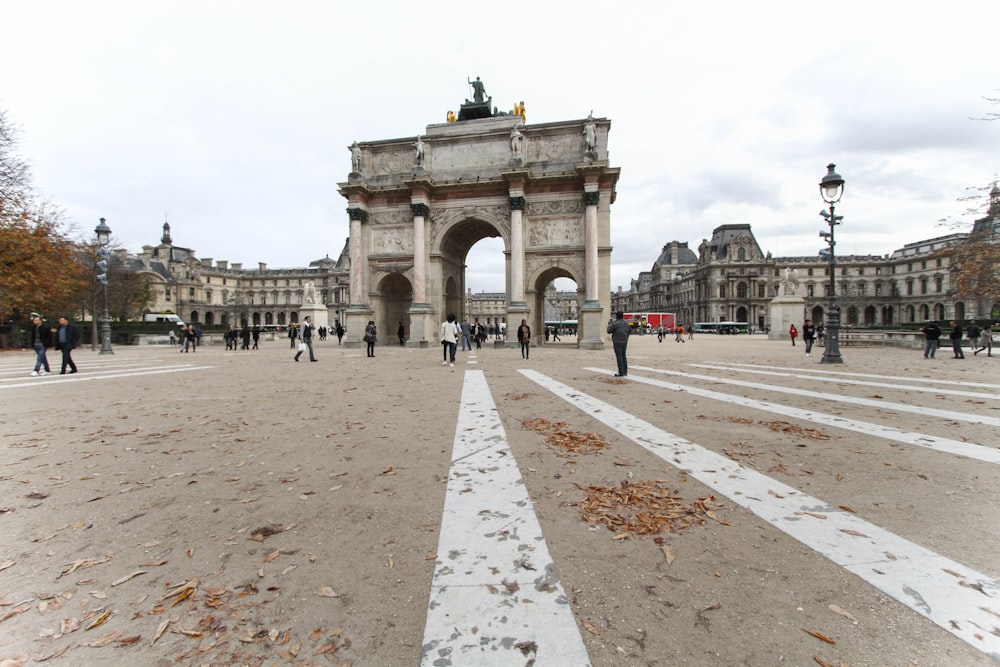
[440, 313, 458, 366]
[657, 325, 664, 343]
[921, 320, 941, 359]
[397, 321, 405, 346]
[55, 316, 80, 374]
[949, 320, 965, 359]
[802, 319, 817, 357]
[974, 322, 994, 357]
[289, 325, 298, 349]
[335, 322, 344, 345]
[251, 326, 260, 350]
[294, 315, 317, 362]
[29, 313, 52, 376]
[967, 321, 981, 355]
[364, 320, 377, 357]
[516, 318, 531, 360]
[607, 311, 630, 377]
[675, 324, 685, 342]
[788, 323, 798, 346]
[240, 324, 251, 350]
[460, 319, 472, 352]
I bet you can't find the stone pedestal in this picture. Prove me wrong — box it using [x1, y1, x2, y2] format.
[768, 297, 806, 341]
[299, 305, 328, 331]
[406, 304, 433, 348]
[578, 302, 606, 350]
[343, 306, 373, 349]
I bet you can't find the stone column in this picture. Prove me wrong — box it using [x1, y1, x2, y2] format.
[407, 201, 432, 347]
[410, 202, 429, 304]
[509, 195, 526, 306]
[583, 189, 600, 305]
[347, 207, 368, 305]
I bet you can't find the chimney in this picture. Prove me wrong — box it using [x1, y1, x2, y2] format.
[231, 263, 242, 271]
[217, 260, 228, 270]
[258, 262, 267, 271]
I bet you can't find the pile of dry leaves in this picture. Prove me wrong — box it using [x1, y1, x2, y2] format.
[572, 479, 724, 538]
[520, 417, 608, 457]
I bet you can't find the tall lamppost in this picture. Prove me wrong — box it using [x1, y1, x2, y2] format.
[818, 164, 845, 364]
[94, 218, 114, 355]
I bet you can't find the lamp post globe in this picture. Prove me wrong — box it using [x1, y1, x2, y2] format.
[818, 164, 844, 364]
[94, 218, 114, 355]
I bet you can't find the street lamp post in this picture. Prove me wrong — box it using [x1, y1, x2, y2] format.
[94, 218, 114, 355]
[818, 164, 845, 364]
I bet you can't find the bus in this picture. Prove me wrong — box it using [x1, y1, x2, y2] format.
[692, 321, 749, 334]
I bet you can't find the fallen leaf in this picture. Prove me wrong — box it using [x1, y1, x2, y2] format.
[828, 604, 859, 623]
[659, 544, 677, 565]
[583, 619, 600, 635]
[85, 608, 112, 630]
[111, 570, 148, 587]
[803, 628, 836, 644]
[82, 631, 122, 647]
[839, 529, 869, 538]
[151, 618, 171, 644]
[315, 586, 339, 598]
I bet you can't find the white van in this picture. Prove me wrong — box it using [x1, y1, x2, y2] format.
[143, 314, 185, 327]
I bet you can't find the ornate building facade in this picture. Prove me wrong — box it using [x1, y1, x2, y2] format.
[612, 208, 997, 331]
[131, 222, 351, 329]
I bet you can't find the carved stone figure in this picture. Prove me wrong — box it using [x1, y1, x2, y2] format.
[583, 111, 597, 156]
[303, 280, 318, 304]
[510, 123, 523, 160]
[350, 142, 362, 174]
[413, 135, 425, 168]
[780, 267, 800, 296]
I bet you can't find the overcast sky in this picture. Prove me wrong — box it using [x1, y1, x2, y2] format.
[2, 2, 998, 294]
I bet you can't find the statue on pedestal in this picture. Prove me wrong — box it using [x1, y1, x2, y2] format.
[413, 135, 425, 168]
[510, 123, 524, 161]
[780, 267, 800, 297]
[349, 141, 362, 175]
[468, 77, 487, 104]
[303, 280, 319, 305]
[583, 111, 598, 158]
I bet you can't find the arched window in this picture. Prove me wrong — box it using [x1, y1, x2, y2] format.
[737, 247, 746, 261]
[737, 282, 747, 299]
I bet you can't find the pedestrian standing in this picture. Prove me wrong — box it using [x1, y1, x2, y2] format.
[294, 316, 317, 362]
[29, 314, 52, 376]
[460, 319, 472, 351]
[921, 320, 941, 359]
[289, 326, 298, 349]
[252, 326, 260, 350]
[364, 320, 377, 357]
[184, 324, 197, 353]
[335, 322, 344, 345]
[169, 328, 176, 346]
[949, 320, 964, 359]
[607, 311, 630, 377]
[397, 321, 405, 346]
[802, 319, 816, 357]
[440, 313, 458, 366]
[56, 316, 80, 374]
[675, 324, 685, 342]
[788, 323, 798, 346]
[517, 318, 531, 360]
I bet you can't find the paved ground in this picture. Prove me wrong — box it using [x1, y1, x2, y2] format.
[1, 334, 998, 666]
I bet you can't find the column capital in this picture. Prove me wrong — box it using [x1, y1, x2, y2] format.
[582, 191, 600, 207]
[347, 207, 369, 223]
[508, 196, 526, 211]
[410, 203, 430, 218]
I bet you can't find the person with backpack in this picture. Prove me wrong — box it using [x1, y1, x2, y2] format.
[364, 320, 377, 357]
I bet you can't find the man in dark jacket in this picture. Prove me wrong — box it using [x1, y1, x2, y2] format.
[607, 311, 631, 377]
[30, 313, 52, 376]
[949, 320, 964, 359]
[921, 321, 941, 359]
[56, 316, 80, 374]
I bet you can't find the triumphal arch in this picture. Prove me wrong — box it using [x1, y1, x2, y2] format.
[337, 82, 620, 348]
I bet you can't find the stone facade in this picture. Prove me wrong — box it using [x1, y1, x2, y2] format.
[131, 223, 351, 330]
[612, 215, 997, 331]
[338, 113, 620, 348]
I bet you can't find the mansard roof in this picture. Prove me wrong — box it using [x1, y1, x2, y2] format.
[653, 242, 697, 268]
[705, 223, 764, 260]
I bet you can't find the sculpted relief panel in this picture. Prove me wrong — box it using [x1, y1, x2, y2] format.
[370, 150, 411, 177]
[527, 218, 584, 248]
[370, 227, 413, 256]
[526, 134, 580, 164]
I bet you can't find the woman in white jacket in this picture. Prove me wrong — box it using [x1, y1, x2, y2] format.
[439, 313, 458, 366]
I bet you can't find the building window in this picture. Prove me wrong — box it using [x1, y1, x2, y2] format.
[920, 278, 927, 295]
[875, 267, 881, 275]
[718, 285, 727, 299]
[758, 284, 766, 298]
[874, 282, 882, 297]
[737, 282, 747, 299]
[935, 276, 943, 292]
[737, 248, 746, 261]
[936, 258, 942, 268]
[165, 289, 171, 302]
[858, 282, 866, 296]
[906, 279, 914, 296]
[807, 284, 815, 297]
[921, 260, 927, 269]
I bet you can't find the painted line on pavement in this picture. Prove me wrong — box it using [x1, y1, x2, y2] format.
[688, 363, 1000, 401]
[718, 362, 1000, 391]
[521, 368, 1000, 660]
[421, 370, 590, 666]
[0, 365, 216, 389]
[583, 367, 1000, 465]
[631, 365, 1000, 428]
